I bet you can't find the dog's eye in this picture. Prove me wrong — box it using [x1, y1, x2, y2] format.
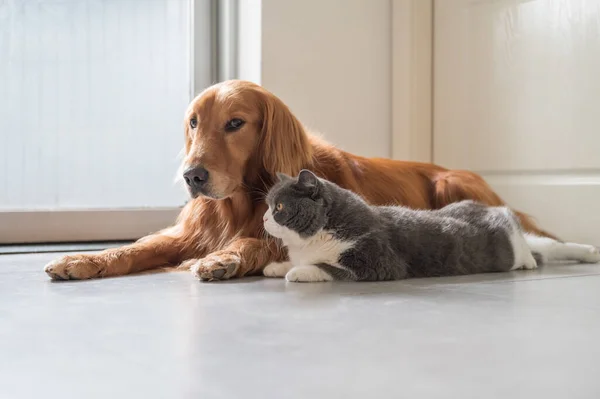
[224, 118, 245, 132]
[190, 118, 198, 129]
[276, 203, 284, 211]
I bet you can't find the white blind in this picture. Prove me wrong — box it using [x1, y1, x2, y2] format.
[0, 0, 192, 210]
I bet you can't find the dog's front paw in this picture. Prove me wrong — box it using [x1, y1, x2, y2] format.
[44, 254, 104, 280]
[189, 252, 241, 281]
[263, 261, 293, 278]
[285, 265, 333, 283]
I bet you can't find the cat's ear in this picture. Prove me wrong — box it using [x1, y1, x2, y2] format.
[297, 169, 319, 191]
[276, 172, 291, 182]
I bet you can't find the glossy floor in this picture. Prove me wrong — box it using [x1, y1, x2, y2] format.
[2, 252, 600, 399]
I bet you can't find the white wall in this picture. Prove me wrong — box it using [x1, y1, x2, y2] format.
[256, 0, 393, 158]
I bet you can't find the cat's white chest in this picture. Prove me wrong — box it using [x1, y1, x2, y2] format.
[262, 207, 354, 267]
[285, 230, 354, 266]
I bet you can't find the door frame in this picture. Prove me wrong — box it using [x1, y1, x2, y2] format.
[391, 0, 433, 163]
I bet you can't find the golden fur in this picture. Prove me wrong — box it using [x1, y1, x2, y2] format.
[44, 80, 555, 281]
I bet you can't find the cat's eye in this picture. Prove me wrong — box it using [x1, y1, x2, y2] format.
[224, 118, 245, 132]
[190, 118, 198, 129]
[276, 203, 284, 211]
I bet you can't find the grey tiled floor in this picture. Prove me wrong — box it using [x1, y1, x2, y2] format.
[2, 252, 600, 399]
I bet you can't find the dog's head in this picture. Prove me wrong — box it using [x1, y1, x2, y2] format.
[180, 80, 312, 199]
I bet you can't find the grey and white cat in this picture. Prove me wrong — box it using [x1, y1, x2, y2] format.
[262, 170, 600, 282]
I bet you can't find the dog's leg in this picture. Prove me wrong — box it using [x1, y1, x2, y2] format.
[186, 237, 285, 281]
[44, 225, 188, 280]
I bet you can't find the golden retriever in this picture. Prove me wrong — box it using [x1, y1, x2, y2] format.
[44, 80, 554, 281]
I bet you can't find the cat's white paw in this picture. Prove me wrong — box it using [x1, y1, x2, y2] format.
[285, 265, 333, 283]
[263, 261, 293, 278]
[580, 246, 600, 263]
[522, 254, 538, 270]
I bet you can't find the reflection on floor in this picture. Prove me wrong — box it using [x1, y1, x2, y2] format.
[2, 251, 600, 399]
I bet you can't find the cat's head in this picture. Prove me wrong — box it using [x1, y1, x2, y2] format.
[263, 169, 329, 241]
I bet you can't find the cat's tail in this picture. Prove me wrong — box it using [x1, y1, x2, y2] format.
[525, 234, 600, 265]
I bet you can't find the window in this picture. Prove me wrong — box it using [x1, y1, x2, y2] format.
[0, 0, 214, 243]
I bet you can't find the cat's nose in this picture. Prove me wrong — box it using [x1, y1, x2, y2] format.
[263, 217, 268, 222]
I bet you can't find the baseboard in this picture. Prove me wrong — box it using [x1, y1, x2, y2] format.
[0, 208, 181, 244]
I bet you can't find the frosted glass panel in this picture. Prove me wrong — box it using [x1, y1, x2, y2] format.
[0, 0, 192, 210]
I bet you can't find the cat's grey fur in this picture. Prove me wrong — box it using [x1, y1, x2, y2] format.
[262, 170, 600, 282]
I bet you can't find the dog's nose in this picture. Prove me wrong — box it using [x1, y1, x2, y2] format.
[183, 166, 209, 190]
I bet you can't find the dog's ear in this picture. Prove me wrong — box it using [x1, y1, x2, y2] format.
[258, 89, 313, 176]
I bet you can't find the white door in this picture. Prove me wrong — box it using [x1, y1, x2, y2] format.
[433, 0, 600, 244]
